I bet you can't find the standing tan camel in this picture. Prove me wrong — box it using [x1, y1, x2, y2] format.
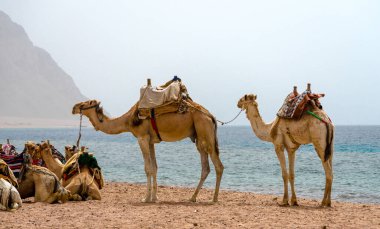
[72, 99, 223, 202]
[36, 142, 102, 201]
[237, 94, 334, 207]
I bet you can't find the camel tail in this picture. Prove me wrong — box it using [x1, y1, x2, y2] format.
[211, 116, 220, 156]
[324, 123, 334, 162]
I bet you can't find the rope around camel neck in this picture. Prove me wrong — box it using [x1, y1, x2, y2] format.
[216, 109, 243, 125]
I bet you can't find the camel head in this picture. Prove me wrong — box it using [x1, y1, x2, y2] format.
[24, 141, 39, 159]
[33, 141, 53, 160]
[64, 145, 79, 161]
[237, 94, 257, 110]
[72, 100, 101, 115]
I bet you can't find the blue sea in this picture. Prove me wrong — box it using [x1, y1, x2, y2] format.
[1, 126, 379, 204]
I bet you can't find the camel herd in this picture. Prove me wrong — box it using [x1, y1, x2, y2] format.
[1, 82, 334, 212]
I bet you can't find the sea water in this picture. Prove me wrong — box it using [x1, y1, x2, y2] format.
[1, 126, 379, 204]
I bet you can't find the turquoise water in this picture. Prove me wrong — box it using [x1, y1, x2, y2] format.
[1, 126, 379, 204]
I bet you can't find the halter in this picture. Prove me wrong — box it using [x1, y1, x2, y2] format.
[76, 103, 104, 148]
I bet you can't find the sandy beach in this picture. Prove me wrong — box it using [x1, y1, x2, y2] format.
[1, 182, 379, 228]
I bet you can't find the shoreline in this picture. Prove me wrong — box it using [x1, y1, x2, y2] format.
[1, 182, 379, 228]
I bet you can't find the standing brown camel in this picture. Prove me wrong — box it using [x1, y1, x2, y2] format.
[237, 94, 334, 207]
[72, 99, 223, 202]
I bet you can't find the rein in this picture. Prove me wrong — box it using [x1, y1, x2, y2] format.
[76, 103, 104, 148]
[76, 113, 83, 148]
[184, 100, 243, 126]
[216, 109, 243, 125]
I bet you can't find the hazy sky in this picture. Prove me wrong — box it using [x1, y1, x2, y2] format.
[1, 1, 379, 125]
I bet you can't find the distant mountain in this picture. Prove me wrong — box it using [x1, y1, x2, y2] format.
[0, 11, 87, 123]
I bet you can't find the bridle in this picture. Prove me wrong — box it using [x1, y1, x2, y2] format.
[76, 102, 104, 148]
[79, 103, 104, 123]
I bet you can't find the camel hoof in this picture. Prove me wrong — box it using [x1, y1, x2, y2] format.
[189, 197, 197, 202]
[291, 201, 299, 206]
[321, 202, 332, 207]
[141, 197, 152, 203]
[278, 202, 290, 207]
[69, 194, 82, 201]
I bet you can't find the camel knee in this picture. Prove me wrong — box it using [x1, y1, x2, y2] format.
[289, 173, 295, 181]
[201, 166, 210, 179]
[217, 163, 224, 176]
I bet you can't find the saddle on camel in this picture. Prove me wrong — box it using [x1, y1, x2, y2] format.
[137, 76, 192, 140]
[62, 146, 104, 190]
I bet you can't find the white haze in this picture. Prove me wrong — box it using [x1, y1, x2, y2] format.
[1, 0, 379, 125]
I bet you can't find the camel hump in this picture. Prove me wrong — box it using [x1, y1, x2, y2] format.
[138, 78, 183, 109]
[277, 88, 325, 119]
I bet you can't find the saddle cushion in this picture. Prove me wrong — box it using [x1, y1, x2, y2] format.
[138, 81, 181, 109]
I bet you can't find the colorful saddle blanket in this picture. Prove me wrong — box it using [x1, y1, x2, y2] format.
[0, 153, 24, 179]
[1, 144, 17, 155]
[62, 152, 104, 189]
[277, 90, 324, 119]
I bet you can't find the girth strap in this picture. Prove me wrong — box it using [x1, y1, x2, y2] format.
[150, 109, 162, 141]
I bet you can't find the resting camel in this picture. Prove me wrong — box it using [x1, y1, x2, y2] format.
[36, 141, 102, 201]
[17, 155, 70, 203]
[0, 178, 22, 211]
[0, 159, 22, 211]
[237, 93, 334, 207]
[72, 98, 223, 203]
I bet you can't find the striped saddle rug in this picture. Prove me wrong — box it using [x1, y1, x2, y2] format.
[0, 153, 24, 179]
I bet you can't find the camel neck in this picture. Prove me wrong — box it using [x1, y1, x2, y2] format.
[84, 109, 131, 134]
[41, 149, 63, 177]
[246, 104, 273, 142]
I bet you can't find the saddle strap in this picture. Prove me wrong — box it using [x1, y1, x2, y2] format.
[150, 109, 162, 141]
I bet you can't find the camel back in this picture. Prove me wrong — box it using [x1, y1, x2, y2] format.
[137, 77, 191, 119]
[0, 159, 18, 188]
[62, 152, 104, 189]
[277, 90, 325, 119]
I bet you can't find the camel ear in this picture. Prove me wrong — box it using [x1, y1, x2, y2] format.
[244, 95, 247, 100]
[254, 95, 257, 100]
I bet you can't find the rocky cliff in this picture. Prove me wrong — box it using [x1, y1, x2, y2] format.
[0, 11, 87, 123]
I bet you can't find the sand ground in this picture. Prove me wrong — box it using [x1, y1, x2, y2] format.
[1, 182, 380, 228]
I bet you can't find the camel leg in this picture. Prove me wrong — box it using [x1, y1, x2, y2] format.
[149, 143, 158, 202]
[275, 145, 289, 206]
[209, 149, 224, 203]
[65, 179, 83, 201]
[313, 144, 333, 207]
[321, 158, 333, 207]
[87, 183, 101, 200]
[190, 149, 210, 202]
[45, 193, 59, 204]
[286, 146, 299, 206]
[138, 137, 153, 203]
